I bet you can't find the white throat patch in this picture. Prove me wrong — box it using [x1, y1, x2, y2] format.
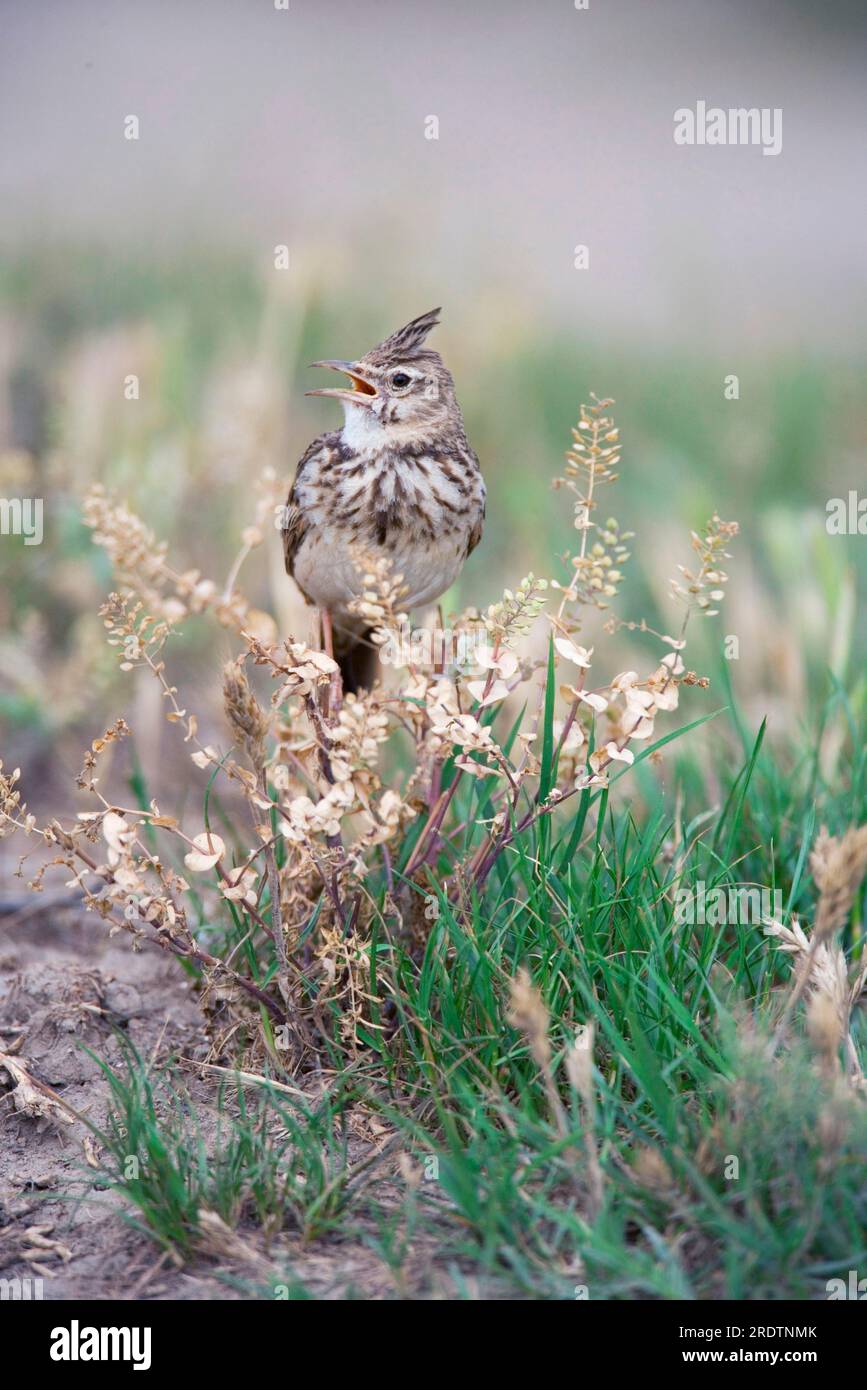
[341, 403, 387, 451]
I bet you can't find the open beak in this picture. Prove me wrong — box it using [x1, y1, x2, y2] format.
[305, 360, 378, 405]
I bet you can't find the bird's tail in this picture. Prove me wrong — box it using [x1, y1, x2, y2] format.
[334, 627, 379, 695]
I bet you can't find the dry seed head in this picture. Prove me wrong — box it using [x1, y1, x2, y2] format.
[810, 824, 867, 941]
[223, 660, 269, 768]
[507, 966, 551, 1070]
[632, 1145, 675, 1194]
[0, 761, 24, 836]
[485, 574, 548, 644]
[83, 485, 168, 597]
[670, 513, 739, 616]
[85, 484, 255, 632]
[806, 989, 842, 1073]
[764, 917, 850, 1024]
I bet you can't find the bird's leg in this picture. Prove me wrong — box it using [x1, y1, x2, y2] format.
[319, 608, 342, 717]
[427, 604, 446, 807]
[434, 604, 446, 677]
[320, 608, 334, 660]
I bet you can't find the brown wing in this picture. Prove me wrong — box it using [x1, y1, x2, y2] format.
[281, 496, 307, 578]
[466, 511, 484, 559]
[465, 469, 486, 559]
[281, 434, 334, 580]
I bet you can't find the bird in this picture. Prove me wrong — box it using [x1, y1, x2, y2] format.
[282, 308, 486, 693]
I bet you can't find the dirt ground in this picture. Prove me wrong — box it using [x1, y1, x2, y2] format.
[0, 895, 442, 1301]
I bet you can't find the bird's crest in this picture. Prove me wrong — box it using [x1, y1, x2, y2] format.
[369, 308, 441, 360]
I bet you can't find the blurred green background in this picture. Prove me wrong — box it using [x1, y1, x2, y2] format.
[1, 0, 865, 808]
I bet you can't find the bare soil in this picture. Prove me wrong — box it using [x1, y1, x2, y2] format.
[0, 898, 440, 1301]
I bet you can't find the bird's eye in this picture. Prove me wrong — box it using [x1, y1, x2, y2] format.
[391, 371, 411, 390]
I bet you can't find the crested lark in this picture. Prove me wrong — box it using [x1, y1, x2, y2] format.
[282, 309, 486, 691]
